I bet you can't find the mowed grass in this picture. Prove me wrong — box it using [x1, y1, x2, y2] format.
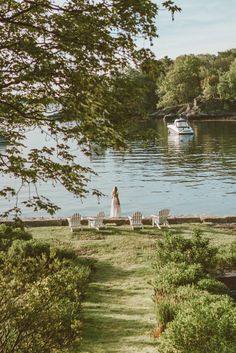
[30, 223, 236, 353]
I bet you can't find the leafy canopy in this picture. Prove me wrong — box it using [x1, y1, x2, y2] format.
[0, 0, 180, 216]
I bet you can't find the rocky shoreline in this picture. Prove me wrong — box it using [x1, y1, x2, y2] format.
[150, 99, 236, 121]
[150, 111, 236, 120]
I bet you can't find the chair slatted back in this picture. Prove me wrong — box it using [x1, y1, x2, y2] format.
[70, 213, 82, 227]
[67, 213, 82, 232]
[129, 211, 143, 230]
[132, 212, 143, 225]
[94, 211, 105, 228]
[159, 209, 170, 224]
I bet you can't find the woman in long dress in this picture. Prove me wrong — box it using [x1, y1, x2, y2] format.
[110, 186, 121, 218]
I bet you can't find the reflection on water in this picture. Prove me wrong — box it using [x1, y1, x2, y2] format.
[0, 120, 236, 217]
[168, 133, 194, 151]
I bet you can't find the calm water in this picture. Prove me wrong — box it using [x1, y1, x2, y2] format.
[0, 120, 236, 217]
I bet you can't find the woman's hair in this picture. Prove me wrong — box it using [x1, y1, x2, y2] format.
[112, 186, 118, 197]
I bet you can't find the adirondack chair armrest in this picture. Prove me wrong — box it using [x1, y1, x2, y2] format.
[67, 217, 73, 227]
[88, 216, 96, 221]
[151, 215, 159, 220]
[88, 217, 96, 227]
[128, 216, 135, 224]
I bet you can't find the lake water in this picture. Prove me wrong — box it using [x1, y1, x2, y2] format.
[0, 120, 236, 217]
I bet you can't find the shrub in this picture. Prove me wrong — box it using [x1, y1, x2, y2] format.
[158, 294, 236, 353]
[3, 240, 88, 290]
[174, 284, 204, 301]
[196, 277, 229, 294]
[154, 229, 217, 270]
[0, 235, 91, 353]
[0, 264, 90, 353]
[8, 238, 78, 262]
[0, 224, 32, 251]
[8, 239, 51, 259]
[54, 246, 78, 261]
[153, 230, 236, 351]
[155, 285, 207, 332]
[217, 241, 236, 270]
[153, 262, 204, 295]
[155, 297, 178, 331]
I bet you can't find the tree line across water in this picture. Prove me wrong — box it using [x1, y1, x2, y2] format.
[110, 48, 236, 120]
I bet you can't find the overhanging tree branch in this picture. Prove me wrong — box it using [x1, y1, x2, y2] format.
[0, 0, 179, 216]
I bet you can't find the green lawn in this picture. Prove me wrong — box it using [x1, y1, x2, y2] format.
[30, 223, 236, 353]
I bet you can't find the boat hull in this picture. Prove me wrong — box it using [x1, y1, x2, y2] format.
[167, 125, 194, 135]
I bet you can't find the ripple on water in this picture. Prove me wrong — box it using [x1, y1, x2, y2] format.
[0, 120, 236, 217]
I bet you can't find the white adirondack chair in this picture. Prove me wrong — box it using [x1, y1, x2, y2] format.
[88, 211, 106, 230]
[151, 209, 170, 229]
[67, 213, 83, 232]
[128, 212, 144, 230]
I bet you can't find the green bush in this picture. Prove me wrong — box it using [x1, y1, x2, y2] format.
[0, 263, 90, 353]
[153, 262, 204, 295]
[155, 297, 178, 330]
[54, 246, 78, 261]
[154, 229, 217, 270]
[155, 285, 207, 331]
[217, 241, 236, 270]
[8, 239, 51, 259]
[0, 234, 91, 353]
[2, 240, 88, 291]
[8, 238, 78, 262]
[196, 277, 229, 294]
[0, 224, 32, 251]
[174, 284, 201, 298]
[158, 294, 236, 353]
[153, 230, 236, 352]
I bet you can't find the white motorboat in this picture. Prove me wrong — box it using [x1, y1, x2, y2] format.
[168, 133, 194, 150]
[167, 118, 194, 135]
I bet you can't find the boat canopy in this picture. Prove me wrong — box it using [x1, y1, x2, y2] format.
[175, 119, 189, 128]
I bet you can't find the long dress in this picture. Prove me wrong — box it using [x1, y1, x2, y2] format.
[110, 194, 121, 218]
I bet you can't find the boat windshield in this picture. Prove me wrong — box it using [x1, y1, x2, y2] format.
[176, 121, 188, 128]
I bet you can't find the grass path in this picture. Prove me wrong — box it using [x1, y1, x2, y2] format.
[74, 228, 159, 353]
[79, 262, 157, 353]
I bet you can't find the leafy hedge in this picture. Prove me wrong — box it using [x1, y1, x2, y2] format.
[0, 224, 32, 251]
[0, 225, 91, 353]
[153, 262, 204, 295]
[158, 294, 236, 353]
[153, 228, 236, 353]
[153, 229, 217, 270]
[217, 241, 236, 270]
